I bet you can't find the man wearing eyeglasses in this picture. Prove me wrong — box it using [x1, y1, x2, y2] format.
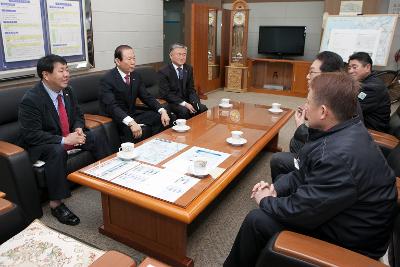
[348, 52, 390, 133]
[270, 51, 346, 182]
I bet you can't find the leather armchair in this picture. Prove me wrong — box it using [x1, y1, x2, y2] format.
[0, 192, 27, 244]
[368, 105, 400, 157]
[257, 135, 400, 267]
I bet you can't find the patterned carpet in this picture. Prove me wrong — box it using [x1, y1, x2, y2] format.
[39, 90, 308, 266]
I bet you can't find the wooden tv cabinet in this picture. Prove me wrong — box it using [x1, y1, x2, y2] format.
[247, 58, 311, 97]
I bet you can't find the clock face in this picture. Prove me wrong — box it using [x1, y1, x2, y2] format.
[233, 11, 245, 26]
[209, 13, 215, 26]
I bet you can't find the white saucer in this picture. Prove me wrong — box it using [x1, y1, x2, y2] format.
[268, 108, 283, 114]
[188, 166, 209, 178]
[219, 103, 233, 108]
[172, 125, 191, 132]
[117, 151, 139, 160]
[226, 137, 247, 146]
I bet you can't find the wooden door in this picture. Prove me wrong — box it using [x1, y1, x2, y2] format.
[191, 3, 208, 99]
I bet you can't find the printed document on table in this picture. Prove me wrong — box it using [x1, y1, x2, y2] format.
[112, 163, 200, 202]
[162, 146, 230, 174]
[82, 158, 140, 181]
[134, 138, 188, 165]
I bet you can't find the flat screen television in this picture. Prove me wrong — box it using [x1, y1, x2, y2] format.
[258, 26, 306, 56]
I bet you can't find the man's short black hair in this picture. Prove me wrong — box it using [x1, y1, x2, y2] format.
[348, 52, 373, 66]
[37, 54, 67, 79]
[316, 51, 344, 72]
[114, 45, 133, 60]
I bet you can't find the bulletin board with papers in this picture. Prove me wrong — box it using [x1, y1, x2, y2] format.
[320, 15, 398, 66]
[0, 0, 88, 78]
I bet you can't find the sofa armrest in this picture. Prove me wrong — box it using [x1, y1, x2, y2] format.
[368, 129, 399, 150]
[0, 198, 13, 214]
[84, 114, 113, 124]
[0, 141, 24, 157]
[135, 98, 166, 107]
[138, 257, 171, 267]
[0, 140, 42, 221]
[272, 231, 385, 267]
[89, 251, 136, 267]
[85, 118, 102, 129]
[83, 114, 120, 153]
[0, 191, 5, 198]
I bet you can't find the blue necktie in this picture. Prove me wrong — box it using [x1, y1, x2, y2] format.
[177, 67, 183, 80]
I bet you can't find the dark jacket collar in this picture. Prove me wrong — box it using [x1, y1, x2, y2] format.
[308, 116, 362, 141]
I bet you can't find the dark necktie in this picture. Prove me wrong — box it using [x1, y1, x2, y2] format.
[177, 67, 183, 80]
[125, 74, 130, 86]
[57, 94, 73, 150]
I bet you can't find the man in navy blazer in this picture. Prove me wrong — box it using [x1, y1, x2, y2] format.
[18, 54, 110, 226]
[99, 45, 171, 142]
[158, 43, 207, 119]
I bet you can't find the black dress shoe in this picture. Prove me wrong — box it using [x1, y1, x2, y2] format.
[51, 203, 80, 226]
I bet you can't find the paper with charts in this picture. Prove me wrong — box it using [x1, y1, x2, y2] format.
[134, 138, 188, 165]
[82, 158, 200, 202]
[162, 146, 230, 175]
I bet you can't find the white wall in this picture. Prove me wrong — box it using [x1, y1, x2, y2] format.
[91, 0, 163, 70]
[223, 1, 324, 61]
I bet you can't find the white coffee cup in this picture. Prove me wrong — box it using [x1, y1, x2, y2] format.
[221, 98, 230, 106]
[271, 103, 281, 110]
[231, 130, 243, 140]
[119, 142, 135, 153]
[173, 119, 187, 127]
[193, 157, 208, 176]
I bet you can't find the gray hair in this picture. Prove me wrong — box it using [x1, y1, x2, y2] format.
[169, 43, 187, 53]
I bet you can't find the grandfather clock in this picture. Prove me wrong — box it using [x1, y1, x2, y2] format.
[224, 0, 249, 93]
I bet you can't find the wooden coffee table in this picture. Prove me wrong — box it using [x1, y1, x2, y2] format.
[68, 102, 294, 267]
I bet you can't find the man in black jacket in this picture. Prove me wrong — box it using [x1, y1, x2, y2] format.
[158, 43, 207, 119]
[99, 45, 171, 142]
[348, 52, 391, 132]
[224, 72, 397, 267]
[18, 54, 110, 226]
[270, 51, 345, 181]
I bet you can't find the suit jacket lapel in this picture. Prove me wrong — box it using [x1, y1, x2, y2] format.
[38, 83, 62, 131]
[169, 63, 179, 84]
[182, 65, 187, 94]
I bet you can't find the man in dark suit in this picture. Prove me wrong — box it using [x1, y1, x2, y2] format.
[18, 54, 110, 226]
[99, 45, 171, 142]
[159, 43, 207, 119]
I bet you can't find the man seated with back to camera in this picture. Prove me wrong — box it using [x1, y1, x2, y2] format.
[158, 43, 207, 119]
[269, 51, 357, 182]
[99, 45, 172, 143]
[224, 72, 398, 267]
[18, 54, 110, 226]
[348, 51, 391, 133]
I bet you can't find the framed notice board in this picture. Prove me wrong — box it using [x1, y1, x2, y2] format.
[0, 0, 88, 79]
[320, 15, 398, 66]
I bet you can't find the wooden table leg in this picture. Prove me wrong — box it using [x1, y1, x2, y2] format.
[264, 133, 282, 152]
[100, 194, 193, 267]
